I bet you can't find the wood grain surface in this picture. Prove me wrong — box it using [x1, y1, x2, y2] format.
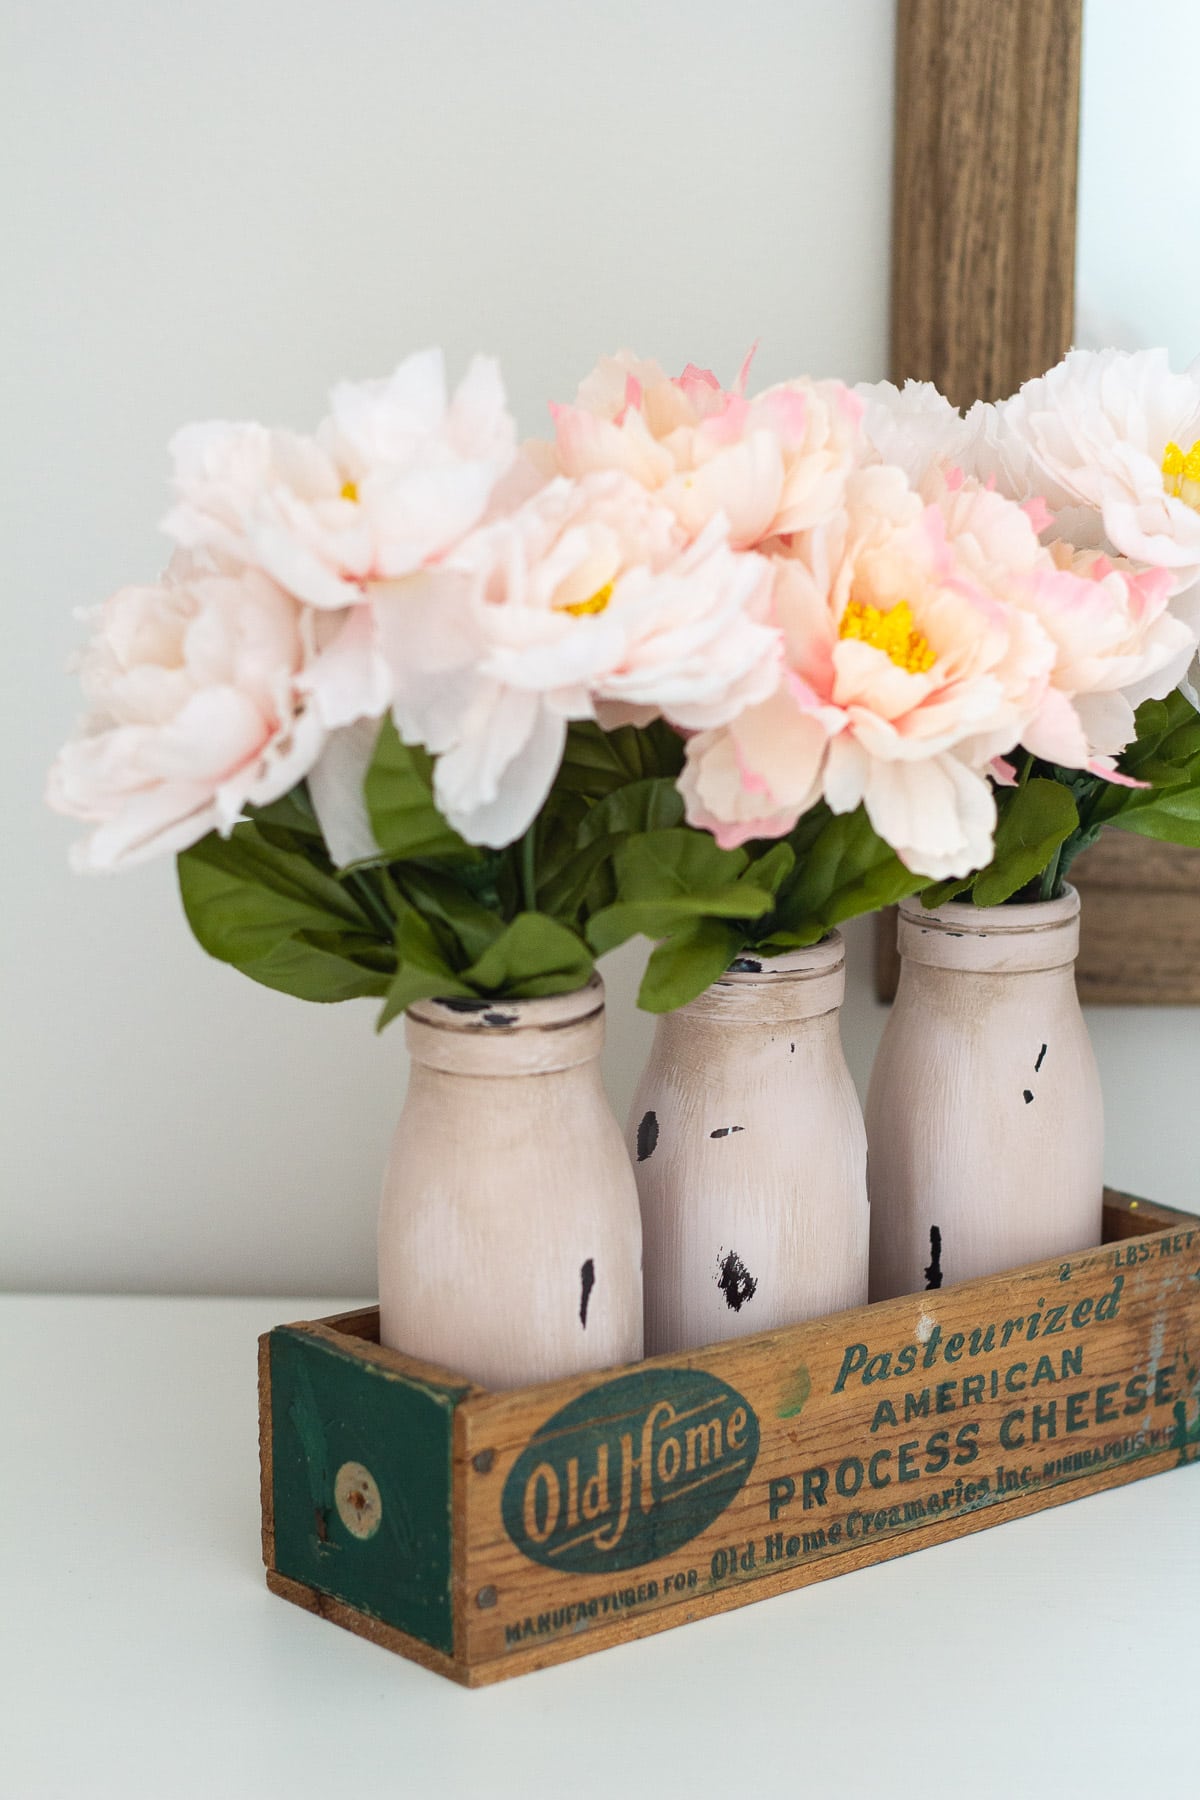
[891, 0, 1081, 408]
[261, 1192, 1200, 1685]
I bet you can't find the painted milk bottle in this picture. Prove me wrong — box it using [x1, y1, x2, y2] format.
[379, 975, 643, 1389]
[866, 888, 1104, 1300]
[628, 935, 869, 1354]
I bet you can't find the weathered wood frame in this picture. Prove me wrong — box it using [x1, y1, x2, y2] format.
[878, 0, 1200, 1004]
[260, 1190, 1200, 1686]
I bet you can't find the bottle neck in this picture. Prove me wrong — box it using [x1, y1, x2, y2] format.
[405, 978, 605, 1077]
[663, 935, 846, 1029]
[897, 889, 1081, 976]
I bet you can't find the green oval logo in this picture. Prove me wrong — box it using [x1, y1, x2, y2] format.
[502, 1367, 759, 1572]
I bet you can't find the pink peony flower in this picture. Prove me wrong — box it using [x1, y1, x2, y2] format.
[164, 349, 517, 611]
[530, 350, 863, 551]
[680, 465, 1063, 879]
[374, 472, 781, 847]
[1019, 545, 1196, 773]
[47, 559, 325, 870]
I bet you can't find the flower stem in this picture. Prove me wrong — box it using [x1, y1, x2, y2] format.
[348, 870, 396, 940]
[519, 826, 538, 914]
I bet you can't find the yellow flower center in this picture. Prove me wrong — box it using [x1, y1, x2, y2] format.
[557, 581, 614, 618]
[839, 598, 936, 674]
[1161, 440, 1200, 508]
[340, 479, 360, 503]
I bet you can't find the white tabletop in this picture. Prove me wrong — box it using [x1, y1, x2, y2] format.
[3, 1294, 1197, 1800]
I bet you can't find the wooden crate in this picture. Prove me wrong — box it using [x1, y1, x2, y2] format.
[259, 1188, 1200, 1686]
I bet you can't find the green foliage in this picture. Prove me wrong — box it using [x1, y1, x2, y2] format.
[179, 687, 1200, 1024]
[553, 718, 684, 799]
[363, 719, 479, 864]
[586, 807, 928, 1012]
[1091, 690, 1200, 846]
[914, 691, 1200, 909]
[757, 806, 929, 947]
[921, 778, 1080, 910]
[177, 821, 396, 1003]
[586, 823, 775, 1011]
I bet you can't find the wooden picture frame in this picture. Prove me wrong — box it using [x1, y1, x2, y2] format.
[877, 0, 1200, 1005]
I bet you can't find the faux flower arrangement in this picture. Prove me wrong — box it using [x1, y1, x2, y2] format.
[49, 345, 1200, 1018]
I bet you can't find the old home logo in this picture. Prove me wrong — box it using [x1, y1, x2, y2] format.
[502, 1368, 759, 1572]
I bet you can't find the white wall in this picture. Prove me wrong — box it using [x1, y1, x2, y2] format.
[1077, 0, 1200, 363]
[4, 0, 1193, 1297]
[2, 0, 896, 1294]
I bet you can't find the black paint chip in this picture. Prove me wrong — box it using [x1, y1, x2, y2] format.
[636, 1110, 659, 1161]
[1035, 1044, 1047, 1072]
[717, 1249, 758, 1312]
[1023, 1089, 1034, 1105]
[579, 1258, 595, 1328]
[925, 1225, 943, 1290]
[709, 1125, 745, 1139]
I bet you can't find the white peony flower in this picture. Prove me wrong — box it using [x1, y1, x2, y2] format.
[374, 472, 781, 847]
[164, 349, 517, 610]
[854, 378, 975, 487]
[47, 559, 325, 870]
[994, 348, 1200, 582]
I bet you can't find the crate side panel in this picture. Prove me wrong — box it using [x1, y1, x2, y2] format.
[459, 1222, 1200, 1666]
[268, 1327, 461, 1655]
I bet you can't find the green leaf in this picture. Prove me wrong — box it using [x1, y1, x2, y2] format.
[576, 777, 685, 847]
[376, 909, 473, 1031]
[392, 865, 504, 965]
[363, 719, 478, 863]
[919, 875, 973, 910]
[638, 920, 745, 1012]
[1107, 785, 1200, 846]
[742, 840, 795, 898]
[765, 806, 928, 941]
[246, 783, 323, 840]
[178, 825, 372, 967]
[586, 828, 774, 956]
[554, 719, 684, 799]
[235, 933, 394, 1003]
[463, 913, 594, 997]
[539, 777, 686, 925]
[972, 778, 1079, 906]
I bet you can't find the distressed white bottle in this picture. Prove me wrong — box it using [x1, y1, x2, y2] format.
[379, 976, 643, 1390]
[866, 887, 1104, 1301]
[628, 936, 869, 1355]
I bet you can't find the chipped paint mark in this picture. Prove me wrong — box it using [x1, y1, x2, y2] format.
[1035, 1043, 1047, 1072]
[925, 1226, 943, 1290]
[579, 1258, 595, 1328]
[1023, 1089, 1034, 1104]
[482, 1009, 517, 1027]
[710, 1125, 745, 1139]
[915, 1310, 935, 1343]
[333, 1461, 383, 1541]
[717, 1248, 758, 1311]
[778, 1365, 812, 1419]
[636, 1110, 659, 1162]
[730, 956, 762, 972]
